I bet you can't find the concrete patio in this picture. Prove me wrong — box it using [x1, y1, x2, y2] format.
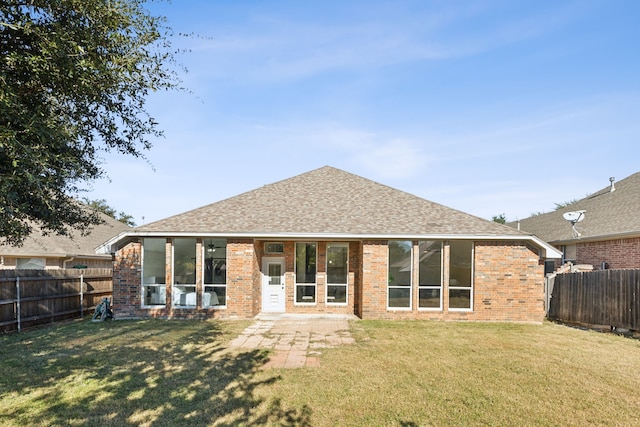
[229, 314, 357, 369]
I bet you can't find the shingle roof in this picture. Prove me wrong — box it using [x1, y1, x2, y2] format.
[138, 166, 526, 237]
[0, 212, 131, 257]
[507, 172, 640, 243]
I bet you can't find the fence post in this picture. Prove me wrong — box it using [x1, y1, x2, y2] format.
[16, 277, 21, 333]
[80, 273, 84, 318]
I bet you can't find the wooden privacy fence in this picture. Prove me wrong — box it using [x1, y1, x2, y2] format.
[547, 269, 640, 331]
[0, 268, 112, 333]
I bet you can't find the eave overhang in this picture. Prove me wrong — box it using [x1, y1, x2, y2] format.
[98, 230, 562, 259]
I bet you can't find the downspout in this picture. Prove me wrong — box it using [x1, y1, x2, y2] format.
[63, 257, 75, 269]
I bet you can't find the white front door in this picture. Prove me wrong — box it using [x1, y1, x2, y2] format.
[262, 258, 285, 312]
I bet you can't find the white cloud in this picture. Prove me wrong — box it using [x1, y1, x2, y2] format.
[173, 1, 585, 84]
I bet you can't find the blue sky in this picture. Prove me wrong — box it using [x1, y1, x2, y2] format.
[89, 0, 640, 226]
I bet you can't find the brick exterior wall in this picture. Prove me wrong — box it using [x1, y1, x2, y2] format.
[577, 237, 640, 269]
[359, 241, 545, 322]
[258, 240, 361, 316]
[113, 238, 546, 323]
[226, 239, 259, 318]
[112, 240, 142, 318]
[360, 240, 390, 318]
[471, 241, 545, 322]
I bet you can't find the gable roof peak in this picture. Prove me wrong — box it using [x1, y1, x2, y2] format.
[136, 165, 528, 238]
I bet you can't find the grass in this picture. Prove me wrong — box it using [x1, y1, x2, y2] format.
[1, 319, 639, 426]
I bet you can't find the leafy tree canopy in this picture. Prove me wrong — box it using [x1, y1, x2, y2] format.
[492, 213, 507, 224]
[1, 0, 181, 245]
[83, 198, 136, 227]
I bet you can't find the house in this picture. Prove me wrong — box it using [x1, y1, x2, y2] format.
[508, 172, 640, 270]
[99, 166, 561, 322]
[0, 212, 130, 270]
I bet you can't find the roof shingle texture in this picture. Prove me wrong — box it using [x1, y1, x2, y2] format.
[0, 212, 131, 257]
[139, 166, 526, 237]
[508, 172, 640, 243]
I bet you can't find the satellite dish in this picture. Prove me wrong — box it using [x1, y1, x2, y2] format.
[562, 210, 586, 223]
[562, 210, 586, 238]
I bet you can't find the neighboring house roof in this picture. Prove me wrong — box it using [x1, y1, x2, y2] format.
[0, 212, 131, 258]
[100, 166, 561, 258]
[507, 172, 640, 244]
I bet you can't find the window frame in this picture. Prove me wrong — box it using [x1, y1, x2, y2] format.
[418, 241, 443, 311]
[325, 242, 349, 306]
[264, 242, 284, 254]
[294, 242, 317, 305]
[141, 238, 167, 308]
[387, 240, 413, 310]
[448, 240, 474, 312]
[202, 238, 227, 309]
[172, 238, 197, 309]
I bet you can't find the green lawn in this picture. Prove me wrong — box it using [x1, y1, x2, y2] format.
[1, 319, 639, 426]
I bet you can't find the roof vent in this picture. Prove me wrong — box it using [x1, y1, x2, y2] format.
[609, 177, 615, 192]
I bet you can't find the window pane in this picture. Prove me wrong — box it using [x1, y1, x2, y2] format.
[327, 285, 347, 303]
[388, 241, 412, 286]
[295, 243, 316, 284]
[449, 240, 472, 288]
[327, 244, 348, 284]
[143, 238, 166, 306]
[143, 238, 166, 285]
[16, 258, 46, 269]
[268, 263, 282, 285]
[265, 242, 284, 253]
[419, 241, 441, 286]
[204, 286, 225, 307]
[173, 285, 196, 307]
[174, 238, 196, 284]
[204, 239, 227, 285]
[296, 285, 316, 303]
[388, 287, 411, 308]
[449, 289, 471, 309]
[419, 288, 441, 308]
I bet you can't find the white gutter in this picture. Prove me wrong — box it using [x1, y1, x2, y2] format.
[98, 230, 562, 259]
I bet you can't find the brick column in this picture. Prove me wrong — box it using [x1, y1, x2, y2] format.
[226, 239, 256, 318]
[112, 240, 141, 318]
[361, 240, 388, 319]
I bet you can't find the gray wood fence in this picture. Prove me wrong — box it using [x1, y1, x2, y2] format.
[0, 269, 112, 332]
[547, 269, 640, 331]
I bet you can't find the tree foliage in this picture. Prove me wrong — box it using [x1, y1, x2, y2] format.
[492, 213, 507, 224]
[83, 198, 136, 227]
[554, 199, 578, 210]
[1, 0, 181, 245]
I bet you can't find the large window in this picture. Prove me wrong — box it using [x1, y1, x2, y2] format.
[295, 242, 316, 303]
[418, 241, 442, 309]
[142, 238, 166, 306]
[173, 238, 196, 307]
[203, 238, 227, 308]
[388, 241, 412, 309]
[326, 243, 348, 304]
[449, 240, 473, 310]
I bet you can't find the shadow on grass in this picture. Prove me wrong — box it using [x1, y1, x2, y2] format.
[0, 320, 312, 426]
